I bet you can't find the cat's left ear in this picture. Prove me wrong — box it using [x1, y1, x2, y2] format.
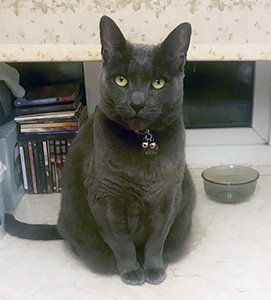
[157, 22, 192, 70]
[99, 16, 127, 64]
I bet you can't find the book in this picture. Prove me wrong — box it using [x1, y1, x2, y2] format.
[32, 141, 41, 193]
[22, 141, 33, 194]
[49, 140, 57, 192]
[55, 140, 62, 192]
[14, 104, 83, 122]
[20, 122, 79, 129]
[20, 127, 78, 134]
[17, 131, 77, 140]
[28, 141, 38, 194]
[43, 141, 52, 193]
[18, 143, 28, 192]
[14, 83, 80, 107]
[15, 94, 82, 116]
[36, 141, 47, 194]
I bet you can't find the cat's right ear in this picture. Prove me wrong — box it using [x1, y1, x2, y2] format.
[100, 16, 127, 64]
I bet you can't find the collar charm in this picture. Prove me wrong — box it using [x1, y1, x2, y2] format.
[141, 130, 159, 157]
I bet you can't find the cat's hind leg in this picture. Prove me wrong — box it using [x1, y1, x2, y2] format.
[58, 205, 118, 275]
[69, 231, 118, 275]
[163, 202, 193, 264]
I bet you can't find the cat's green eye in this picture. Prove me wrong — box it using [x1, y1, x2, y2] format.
[152, 78, 165, 89]
[115, 75, 128, 87]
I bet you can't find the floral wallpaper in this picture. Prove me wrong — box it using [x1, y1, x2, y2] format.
[0, 0, 270, 61]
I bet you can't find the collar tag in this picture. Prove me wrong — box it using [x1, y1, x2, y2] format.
[141, 130, 159, 157]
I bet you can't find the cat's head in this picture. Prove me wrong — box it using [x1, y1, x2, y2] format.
[99, 16, 191, 132]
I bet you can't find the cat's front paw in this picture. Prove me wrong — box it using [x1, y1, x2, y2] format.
[120, 268, 145, 286]
[144, 268, 166, 285]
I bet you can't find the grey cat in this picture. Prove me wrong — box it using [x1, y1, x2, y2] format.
[6, 16, 195, 285]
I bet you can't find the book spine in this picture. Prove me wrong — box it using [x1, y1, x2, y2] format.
[21, 122, 79, 129]
[23, 141, 33, 194]
[15, 98, 81, 115]
[61, 139, 67, 192]
[55, 140, 62, 192]
[43, 141, 52, 193]
[36, 141, 47, 194]
[15, 97, 59, 107]
[21, 127, 78, 133]
[18, 143, 28, 192]
[15, 94, 78, 108]
[15, 111, 78, 123]
[28, 141, 37, 194]
[32, 141, 41, 194]
[49, 140, 57, 193]
[18, 131, 77, 139]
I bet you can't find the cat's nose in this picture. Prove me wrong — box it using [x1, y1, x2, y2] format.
[130, 91, 146, 113]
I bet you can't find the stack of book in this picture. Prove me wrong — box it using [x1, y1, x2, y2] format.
[15, 82, 88, 194]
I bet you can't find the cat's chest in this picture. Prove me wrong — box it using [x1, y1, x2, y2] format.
[85, 152, 183, 244]
[111, 178, 177, 244]
[88, 168, 171, 202]
[85, 147, 184, 203]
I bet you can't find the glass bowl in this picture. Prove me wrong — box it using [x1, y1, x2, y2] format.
[201, 165, 260, 203]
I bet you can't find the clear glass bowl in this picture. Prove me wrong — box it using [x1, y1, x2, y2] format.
[202, 165, 260, 203]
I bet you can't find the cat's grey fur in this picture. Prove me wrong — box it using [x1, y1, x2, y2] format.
[5, 16, 195, 285]
[57, 16, 195, 285]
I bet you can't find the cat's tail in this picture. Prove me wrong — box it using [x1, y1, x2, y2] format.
[5, 213, 63, 240]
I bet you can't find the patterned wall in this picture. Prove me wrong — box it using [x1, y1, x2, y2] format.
[0, 0, 270, 61]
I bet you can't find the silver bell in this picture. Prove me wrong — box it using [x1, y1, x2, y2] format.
[149, 142, 156, 149]
[142, 141, 149, 149]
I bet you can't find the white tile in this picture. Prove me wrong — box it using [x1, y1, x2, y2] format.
[0, 175, 270, 300]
